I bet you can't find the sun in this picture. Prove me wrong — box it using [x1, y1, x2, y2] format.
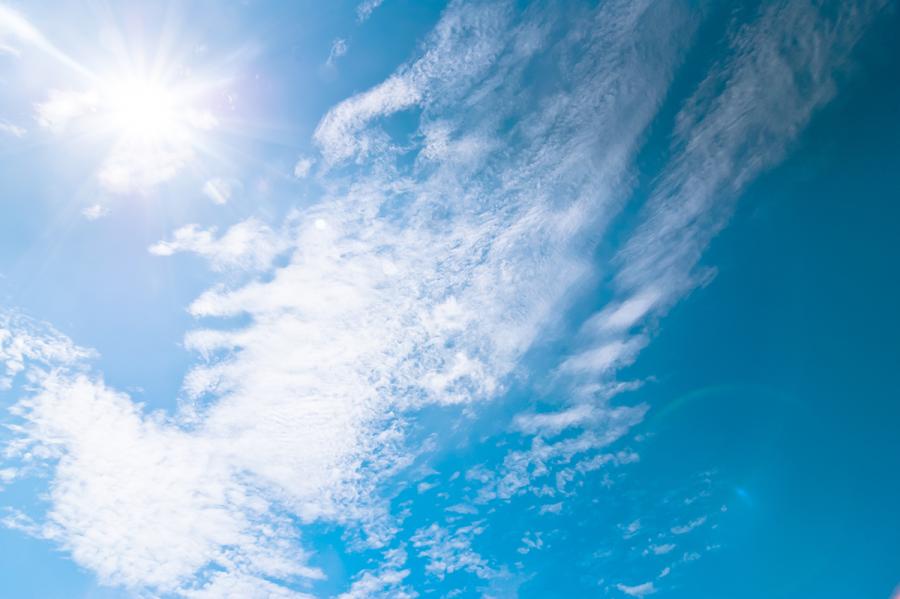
[82, 68, 221, 193]
[19, 6, 227, 195]
[102, 77, 181, 143]
[98, 75, 198, 146]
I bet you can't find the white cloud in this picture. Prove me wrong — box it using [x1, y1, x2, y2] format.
[0, 120, 26, 137]
[411, 522, 494, 581]
[149, 219, 286, 272]
[417, 480, 437, 493]
[513, 391, 644, 438]
[539, 502, 562, 515]
[2, 316, 324, 595]
[293, 156, 314, 178]
[356, 0, 385, 22]
[613, 0, 883, 307]
[485, 0, 886, 541]
[582, 288, 662, 334]
[96, 140, 195, 194]
[337, 547, 413, 599]
[202, 178, 238, 205]
[9, 374, 323, 592]
[314, 74, 421, 164]
[314, 2, 514, 164]
[326, 38, 348, 67]
[81, 204, 109, 220]
[671, 515, 707, 535]
[34, 89, 99, 132]
[558, 338, 646, 377]
[513, 404, 597, 437]
[181, 571, 317, 599]
[616, 581, 657, 597]
[470, 429, 645, 504]
[650, 543, 675, 555]
[0, 310, 93, 390]
[623, 519, 641, 539]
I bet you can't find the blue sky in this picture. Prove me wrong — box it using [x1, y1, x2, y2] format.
[0, 1, 898, 597]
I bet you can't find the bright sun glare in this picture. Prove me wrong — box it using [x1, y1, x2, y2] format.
[102, 77, 184, 144]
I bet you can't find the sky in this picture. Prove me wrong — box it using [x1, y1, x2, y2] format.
[0, 1, 898, 598]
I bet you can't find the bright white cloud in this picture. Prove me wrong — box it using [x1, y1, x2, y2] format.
[0, 310, 93, 390]
[337, 547, 413, 599]
[583, 288, 662, 334]
[314, 74, 421, 164]
[558, 337, 646, 377]
[315, 1, 517, 164]
[97, 141, 195, 194]
[411, 522, 494, 581]
[616, 581, 657, 597]
[149, 219, 286, 272]
[2, 316, 324, 595]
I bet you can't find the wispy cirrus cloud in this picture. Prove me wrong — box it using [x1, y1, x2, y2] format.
[337, 547, 413, 599]
[356, 0, 385, 23]
[0, 310, 93, 390]
[0, 120, 26, 137]
[326, 38, 349, 68]
[411, 522, 494, 581]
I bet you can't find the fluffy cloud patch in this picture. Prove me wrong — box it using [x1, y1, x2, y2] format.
[149, 219, 286, 272]
[617, 581, 656, 597]
[293, 156, 314, 178]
